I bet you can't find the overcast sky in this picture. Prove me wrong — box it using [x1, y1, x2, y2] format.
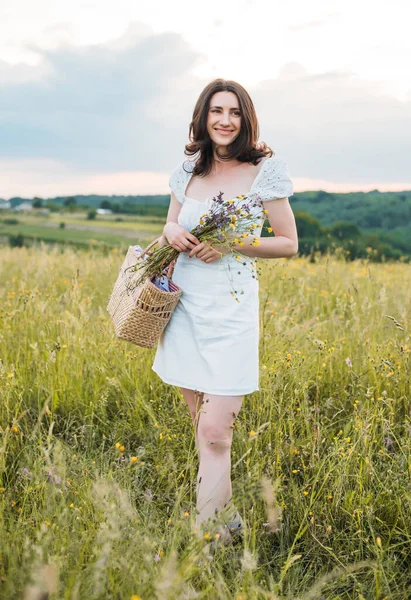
[1, 0, 410, 199]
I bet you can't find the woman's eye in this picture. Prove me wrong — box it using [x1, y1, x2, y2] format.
[212, 109, 241, 115]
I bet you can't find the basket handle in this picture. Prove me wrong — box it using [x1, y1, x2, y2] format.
[139, 236, 162, 258]
[132, 236, 179, 282]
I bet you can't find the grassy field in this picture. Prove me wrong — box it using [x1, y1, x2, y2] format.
[1, 244, 410, 599]
[0, 212, 164, 249]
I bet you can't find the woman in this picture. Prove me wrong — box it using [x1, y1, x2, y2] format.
[152, 78, 298, 547]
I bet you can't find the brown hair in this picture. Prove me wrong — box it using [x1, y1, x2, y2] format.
[184, 78, 274, 177]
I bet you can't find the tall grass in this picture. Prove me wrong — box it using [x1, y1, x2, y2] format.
[0, 242, 410, 599]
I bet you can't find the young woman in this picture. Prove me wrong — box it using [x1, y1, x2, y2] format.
[152, 78, 298, 547]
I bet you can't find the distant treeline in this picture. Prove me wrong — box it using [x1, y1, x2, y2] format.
[2, 189, 411, 262]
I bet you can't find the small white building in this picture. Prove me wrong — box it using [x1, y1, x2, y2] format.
[14, 202, 33, 212]
[0, 201, 11, 210]
[96, 208, 113, 215]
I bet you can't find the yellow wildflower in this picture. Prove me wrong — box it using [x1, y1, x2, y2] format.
[263, 209, 268, 214]
[120, 445, 125, 452]
[115, 442, 121, 448]
[267, 227, 273, 233]
[130, 456, 138, 464]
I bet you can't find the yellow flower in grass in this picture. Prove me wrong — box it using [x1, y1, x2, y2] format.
[239, 242, 244, 246]
[263, 209, 268, 214]
[234, 238, 239, 244]
[242, 233, 248, 238]
[228, 199, 234, 204]
[267, 227, 273, 233]
[199, 219, 204, 225]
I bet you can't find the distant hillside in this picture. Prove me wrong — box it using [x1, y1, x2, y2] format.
[3, 190, 411, 234]
[2, 194, 170, 208]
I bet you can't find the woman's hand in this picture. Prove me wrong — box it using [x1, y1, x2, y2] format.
[163, 222, 200, 253]
[188, 241, 225, 263]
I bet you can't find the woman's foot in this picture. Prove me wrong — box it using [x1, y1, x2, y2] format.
[207, 509, 245, 552]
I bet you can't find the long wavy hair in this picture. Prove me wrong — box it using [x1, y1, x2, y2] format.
[184, 78, 274, 177]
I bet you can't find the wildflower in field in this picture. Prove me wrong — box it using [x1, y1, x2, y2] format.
[130, 456, 138, 464]
[249, 430, 256, 437]
[144, 489, 154, 501]
[345, 357, 352, 367]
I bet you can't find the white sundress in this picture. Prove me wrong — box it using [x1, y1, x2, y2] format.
[151, 155, 294, 396]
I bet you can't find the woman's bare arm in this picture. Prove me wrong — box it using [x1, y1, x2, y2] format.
[232, 197, 298, 258]
[158, 190, 200, 251]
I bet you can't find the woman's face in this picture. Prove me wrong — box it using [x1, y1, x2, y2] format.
[206, 91, 241, 151]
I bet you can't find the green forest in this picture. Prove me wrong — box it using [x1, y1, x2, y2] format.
[1, 188, 411, 261]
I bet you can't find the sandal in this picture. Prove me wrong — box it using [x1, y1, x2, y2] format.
[206, 508, 245, 552]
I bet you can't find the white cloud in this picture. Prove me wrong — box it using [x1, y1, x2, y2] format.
[0, 0, 410, 196]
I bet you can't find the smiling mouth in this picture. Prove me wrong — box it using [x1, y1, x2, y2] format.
[215, 128, 234, 133]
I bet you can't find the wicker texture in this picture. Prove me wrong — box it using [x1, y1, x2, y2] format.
[107, 237, 182, 348]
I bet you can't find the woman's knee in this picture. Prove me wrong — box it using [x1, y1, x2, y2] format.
[197, 421, 233, 451]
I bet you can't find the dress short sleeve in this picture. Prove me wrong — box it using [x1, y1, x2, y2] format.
[169, 164, 185, 204]
[253, 157, 294, 201]
[168, 160, 195, 204]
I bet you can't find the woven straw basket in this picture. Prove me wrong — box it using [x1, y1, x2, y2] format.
[107, 237, 182, 348]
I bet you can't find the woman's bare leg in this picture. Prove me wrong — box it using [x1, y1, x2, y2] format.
[179, 387, 204, 456]
[195, 392, 243, 530]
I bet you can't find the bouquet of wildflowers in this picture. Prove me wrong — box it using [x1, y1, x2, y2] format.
[128, 192, 269, 301]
